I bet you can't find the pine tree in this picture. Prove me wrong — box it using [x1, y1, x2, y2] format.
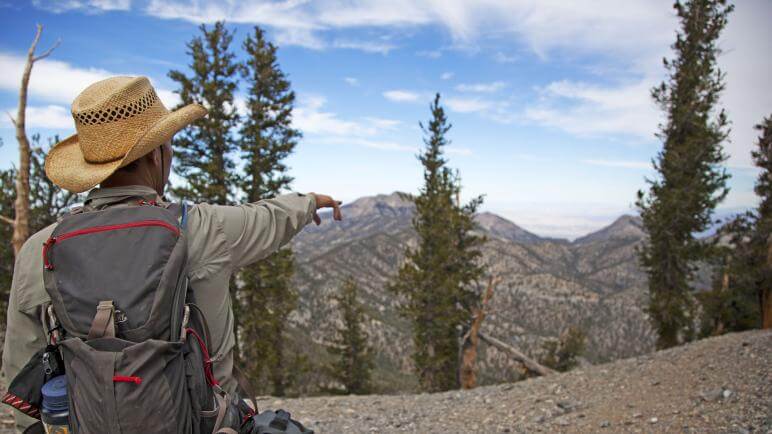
[0, 136, 79, 347]
[539, 326, 587, 372]
[390, 93, 484, 392]
[636, 0, 733, 349]
[698, 217, 761, 335]
[0, 167, 15, 329]
[237, 26, 301, 396]
[752, 117, 772, 328]
[698, 116, 772, 333]
[168, 21, 244, 365]
[326, 278, 375, 395]
[168, 21, 240, 205]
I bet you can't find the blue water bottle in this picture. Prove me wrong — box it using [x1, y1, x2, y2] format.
[41, 375, 70, 434]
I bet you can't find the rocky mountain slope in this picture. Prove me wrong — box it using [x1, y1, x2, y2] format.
[259, 330, 771, 433]
[289, 193, 656, 391]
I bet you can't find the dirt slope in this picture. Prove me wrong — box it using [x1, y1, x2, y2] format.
[257, 330, 770, 433]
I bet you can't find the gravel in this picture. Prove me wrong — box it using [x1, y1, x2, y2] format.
[1, 329, 769, 433]
[253, 330, 770, 433]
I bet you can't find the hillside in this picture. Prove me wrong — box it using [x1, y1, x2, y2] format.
[289, 193, 656, 391]
[258, 330, 771, 433]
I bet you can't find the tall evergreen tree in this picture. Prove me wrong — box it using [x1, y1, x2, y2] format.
[698, 116, 772, 334]
[698, 217, 761, 335]
[636, 0, 733, 348]
[238, 26, 301, 396]
[326, 278, 375, 395]
[168, 21, 240, 205]
[168, 21, 243, 365]
[390, 94, 484, 392]
[752, 117, 772, 328]
[0, 136, 79, 350]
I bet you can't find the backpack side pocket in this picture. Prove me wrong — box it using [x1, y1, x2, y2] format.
[60, 337, 193, 434]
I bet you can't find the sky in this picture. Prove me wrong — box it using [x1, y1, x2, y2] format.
[0, 0, 770, 239]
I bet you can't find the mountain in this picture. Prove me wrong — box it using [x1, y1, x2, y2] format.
[474, 211, 545, 244]
[288, 193, 655, 392]
[573, 215, 644, 245]
[291, 192, 414, 259]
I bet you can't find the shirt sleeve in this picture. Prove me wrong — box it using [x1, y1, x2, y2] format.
[187, 193, 316, 274]
[2, 243, 48, 432]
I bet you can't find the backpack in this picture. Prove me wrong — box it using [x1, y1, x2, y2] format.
[38, 200, 227, 433]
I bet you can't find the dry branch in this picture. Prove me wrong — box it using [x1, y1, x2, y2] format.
[10, 24, 58, 256]
[764, 233, 772, 329]
[460, 275, 499, 389]
[478, 332, 556, 377]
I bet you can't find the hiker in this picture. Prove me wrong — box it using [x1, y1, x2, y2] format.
[1, 76, 341, 433]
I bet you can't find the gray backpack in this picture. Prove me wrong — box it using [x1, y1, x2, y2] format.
[40, 200, 228, 433]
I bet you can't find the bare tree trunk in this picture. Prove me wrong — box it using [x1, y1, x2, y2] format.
[763, 234, 772, 329]
[460, 276, 498, 389]
[3, 25, 59, 256]
[478, 332, 556, 377]
[714, 267, 729, 335]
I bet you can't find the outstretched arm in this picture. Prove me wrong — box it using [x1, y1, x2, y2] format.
[188, 192, 343, 273]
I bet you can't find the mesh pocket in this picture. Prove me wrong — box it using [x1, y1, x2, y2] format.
[60, 337, 193, 434]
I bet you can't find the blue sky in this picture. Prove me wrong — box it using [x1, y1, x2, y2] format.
[1, 0, 770, 239]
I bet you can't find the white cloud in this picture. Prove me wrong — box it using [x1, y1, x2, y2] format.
[440, 72, 454, 80]
[1, 105, 73, 130]
[718, 0, 772, 168]
[362, 117, 400, 130]
[137, 1, 675, 58]
[294, 94, 400, 138]
[494, 52, 517, 64]
[32, 0, 131, 13]
[383, 90, 420, 103]
[446, 146, 473, 156]
[28, 0, 770, 169]
[0, 53, 112, 104]
[0, 52, 180, 127]
[524, 79, 659, 140]
[581, 159, 651, 170]
[417, 50, 442, 59]
[344, 77, 359, 86]
[455, 81, 507, 93]
[445, 97, 492, 114]
[292, 95, 446, 155]
[294, 95, 368, 137]
[332, 39, 395, 55]
[346, 138, 415, 152]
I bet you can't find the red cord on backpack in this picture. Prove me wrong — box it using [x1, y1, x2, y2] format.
[113, 376, 142, 384]
[185, 327, 219, 387]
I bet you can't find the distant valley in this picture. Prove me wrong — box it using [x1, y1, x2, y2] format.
[288, 192, 655, 392]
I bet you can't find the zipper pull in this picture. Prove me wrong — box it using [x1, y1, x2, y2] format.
[42, 237, 57, 270]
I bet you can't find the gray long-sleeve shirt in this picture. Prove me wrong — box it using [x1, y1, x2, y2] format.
[2, 185, 316, 430]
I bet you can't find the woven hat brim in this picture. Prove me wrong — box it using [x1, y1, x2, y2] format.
[46, 103, 207, 193]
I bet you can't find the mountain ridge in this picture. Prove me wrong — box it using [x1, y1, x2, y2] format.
[305, 191, 643, 248]
[289, 192, 655, 392]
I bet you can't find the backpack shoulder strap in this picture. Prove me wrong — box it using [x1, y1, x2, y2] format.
[162, 201, 189, 229]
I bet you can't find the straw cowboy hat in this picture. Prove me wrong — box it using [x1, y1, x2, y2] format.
[45, 76, 207, 193]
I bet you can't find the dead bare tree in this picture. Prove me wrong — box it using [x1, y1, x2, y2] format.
[2, 25, 60, 256]
[460, 275, 499, 389]
[478, 332, 556, 377]
[765, 233, 772, 329]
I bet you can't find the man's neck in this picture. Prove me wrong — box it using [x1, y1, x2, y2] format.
[100, 178, 162, 196]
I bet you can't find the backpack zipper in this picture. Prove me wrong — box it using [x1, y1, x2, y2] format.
[43, 220, 180, 270]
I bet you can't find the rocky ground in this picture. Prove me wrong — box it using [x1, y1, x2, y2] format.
[1, 329, 768, 433]
[255, 330, 770, 433]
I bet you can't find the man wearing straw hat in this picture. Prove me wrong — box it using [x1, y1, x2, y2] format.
[2, 76, 342, 430]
